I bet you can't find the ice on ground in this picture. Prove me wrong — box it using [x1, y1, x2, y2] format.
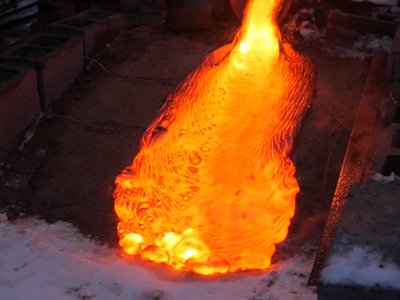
[321, 246, 400, 290]
[0, 217, 316, 300]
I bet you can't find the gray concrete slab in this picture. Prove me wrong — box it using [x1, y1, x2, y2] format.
[318, 180, 400, 299]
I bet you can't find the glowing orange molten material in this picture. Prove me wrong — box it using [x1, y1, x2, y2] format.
[114, 0, 315, 275]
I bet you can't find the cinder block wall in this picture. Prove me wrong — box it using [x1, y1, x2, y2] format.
[0, 10, 137, 159]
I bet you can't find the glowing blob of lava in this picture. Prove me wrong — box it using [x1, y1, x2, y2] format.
[114, 0, 315, 275]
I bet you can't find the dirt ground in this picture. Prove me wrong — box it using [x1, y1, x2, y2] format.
[0, 23, 369, 267]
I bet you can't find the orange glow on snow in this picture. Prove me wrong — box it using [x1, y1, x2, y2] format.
[114, 0, 315, 275]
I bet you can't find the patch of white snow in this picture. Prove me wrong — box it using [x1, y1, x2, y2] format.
[371, 172, 400, 183]
[321, 246, 400, 289]
[0, 218, 317, 300]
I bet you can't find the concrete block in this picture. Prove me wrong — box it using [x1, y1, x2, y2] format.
[44, 25, 82, 39]
[47, 16, 109, 57]
[168, 6, 212, 30]
[78, 10, 140, 41]
[107, 13, 142, 37]
[4, 33, 84, 110]
[395, 24, 400, 41]
[0, 66, 41, 151]
[181, 0, 217, 7]
[80, 9, 113, 21]
[120, 0, 141, 11]
[44, 11, 142, 56]
[318, 181, 400, 299]
[326, 10, 396, 39]
[373, 11, 400, 23]
[387, 52, 400, 84]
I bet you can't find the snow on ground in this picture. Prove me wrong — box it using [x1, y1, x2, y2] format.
[320, 246, 400, 289]
[371, 172, 400, 183]
[0, 215, 316, 300]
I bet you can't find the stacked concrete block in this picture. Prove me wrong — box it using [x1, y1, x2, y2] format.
[45, 10, 142, 57]
[120, 0, 141, 11]
[46, 15, 109, 57]
[165, 0, 221, 31]
[44, 11, 124, 57]
[78, 10, 139, 43]
[80, 10, 113, 22]
[3, 34, 84, 110]
[0, 9, 135, 156]
[77, 10, 114, 49]
[0, 66, 41, 153]
[106, 12, 142, 37]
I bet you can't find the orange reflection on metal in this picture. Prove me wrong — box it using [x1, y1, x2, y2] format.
[114, 0, 315, 275]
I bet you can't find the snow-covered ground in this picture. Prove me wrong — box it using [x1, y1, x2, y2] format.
[321, 245, 400, 290]
[0, 215, 316, 300]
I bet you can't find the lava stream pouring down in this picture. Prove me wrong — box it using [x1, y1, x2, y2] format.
[114, 0, 316, 275]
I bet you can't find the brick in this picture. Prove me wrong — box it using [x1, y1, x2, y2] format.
[0, 66, 41, 151]
[4, 33, 84, 109]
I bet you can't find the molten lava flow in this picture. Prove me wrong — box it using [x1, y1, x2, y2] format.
[114, 0, 315, 275]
